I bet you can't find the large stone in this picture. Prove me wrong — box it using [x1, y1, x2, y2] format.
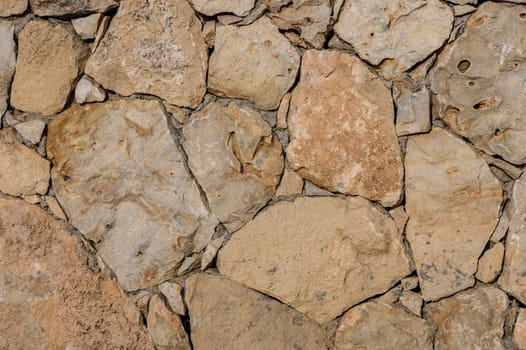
[0, 21, 15, 116]
[335, 301, 434, 350]
[182, 102, 283, 231]
[190, 0, 255, 16]
[46, 99, 218, 291]
[287, 50, 403, 206]
[0, 199, 155, 350]
[0, 0, 27, 16]
[185, 273, 327, 350]
[147, 295, 191, 350]
[10, 20, 87, 115]
[29, 0, 117, 17]
[0, 128, 49, 196]
[85, 0, 207, 108]
[405, 128, 502, 301]
[334, 0, 453, 80]
[208, 17, 300, 110]
[431, 2, 526, 165]
[425, 286, 509, 350]
[217, 196, 412, 323]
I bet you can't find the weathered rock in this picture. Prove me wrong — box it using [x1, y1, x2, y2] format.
[450, 0, 477, 4]
[401, 276, 419, 291]
[13, 119, 46, 145]
[147, 295, 191, 350]
[182, 102, 283, 231]
[491, 209, 510, 242]
[72, 13, 101, 40]
[190, 0, 255, 16]
[0, 199, 155, 350]
[431, 2, 526, 164]
[476, 242, 504, 283]
[44, 196, 67, 220]
[389, 206, 409, 234]
[186, 273, 327, 350]
[287, 50, 403, 206]
[453, 4, 477, 16]
[158, 282, 186, 315]
[405, 128, 502, 301]
[425, 286, 509, 350]
[393, 80, 431, 136]
[46, 99, 218, 291]
[335, 301, 433, 350]
[275, 168, 303, 196]
[0, 128, 49, 196]
[200, 237, 223, 270]
[334, 0, 453, 80]
[85, 0, 207, 108]
[29, 0, 117, 17]
[0, 21, 15, 116]
[400, 290, 423, 316]
[22, 194, 40, 204]
[514, 308, 526, 349]
[208, 17, 300, 110]
[75, 75, 106, 104]
[217, 196, 412, 323]
[203, 20, 215, 48]
[0, 0, 27, 16]
[10, 20, 87, 115]
[276, 93, 290, 129]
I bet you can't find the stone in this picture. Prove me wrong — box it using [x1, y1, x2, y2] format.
[449, 0, 477, 4]
[335, 301, 434, 350]
[29, 0, 117, 17]
[0, 128, 49, 197]
[176, 255, 200, 276]
[514, 308, 526, 349]
[303, 181, 333, 196]
[190, 0, 255, 16]
[405, 128, 502, 301]
[375, 285, 402, 305]
[287, 50, 403, 207]
[491, 210, 510, 242]
[0, 0, 27, 16]
[208, 17, 300, 110]
[74, 75, 106, 104]
[158, 282, 186, 315]
[200, 237, 223, 270]
[0, 21, 15, 117]
[393, 80, 431, 136]
[182, 102, 283, 232]
[425, 286, 509, 350]
[72, 13, 101, 40]
[0, 199, 155, 350]
[13, 119, 46, 145]
[401, 276, 419, 291]
[476, 242, 504, 283]
[85, 0, 207, 108]
[22, 194, 40, 204]
[275, 169, 303, 197]
[431, 2, 526, 165]
[10, 20, 87, 115]
[276, 93, 290, 129]
[389, 206, 409, 234]
[334, 0, 453, 80]
[453, 4, 477, 16]
[217, 196, 412, 323]
[186, 273, 327, 350]
[46, 99, 218, 291]
[203, 21, 215, 48]
[147, 295, 191, 350]
[45, 196, 67, 220]
[399, 290, 423, 316]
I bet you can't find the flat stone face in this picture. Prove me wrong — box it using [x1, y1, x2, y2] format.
[287, 50, 403, 206]
[190, 0, 255, 16]
[46, 99, 218, 291]
[335, 302, 434, 350]
[405, 128, 503, 301]
[431, 2, 526, 165]
[0, 199, 155, 350]
[217, 196, 412, 323]
[185, 273, 327, 350]
[425, 286, 509, 350]
[334, 0, 453, 80]
[147, 295, 191, 350]
[29, 0, 117, 16]
[182, 102, 283, 231]
[393, 80, 431, 136]
[85, 0, 207, 108]
[208, 17, 300, 110]
[0, 0, 27, 16]
[10, 20, 87, 115]
[0, 21, 15, 116]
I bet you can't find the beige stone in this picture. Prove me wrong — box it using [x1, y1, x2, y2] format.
[203, 20, 215, 48]
[217, 196, 412, 323]
[200, 237, 223, 270]
[399, 290, 423, 316]
[514, 308, 526, 349]
[29, 0, 117, 16]
[158, 282, 186, 315]
[0, 21, 15, 116]
[401, 276, 419, 291]
[45, 196, 67, 220]
[72, 13, 101, 40]
[0, 0, 27, 16]
[276, 92, 290, 129]
[453, 4, 477, 16]
[86, 0, 207, 108]
[186, 273, 327, 350]
[190, 0, 255, 16]
[389, 206, 409, 234]
[13, 119, 46, 145]
[476, 242, 504, 283]
[287, 50, 403, 206]
[491, 210, 510, 242]
[22, 194, 40, 204]
[47, 100, 218, 291]
[74, 75, 106, 104]
[405, 128, 502, 301]
[208, 17, 300, 110]
[275, 169, 303, 197]
[393, 79, 431, 136]
[10, 20, 87, 115]
[147, 295, 191, 350]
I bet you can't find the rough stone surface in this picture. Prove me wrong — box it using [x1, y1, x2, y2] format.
[13, 119, 46, 145]
[186, 273, 327, 350]
[45, 196, 67, 220]
[208, 17, 300, 110]
[0, 21, 15, 116]
[287, 50, 403, 206]
[147, 295, 191, 350]
[275, 168, 303, 196]
[29, 0, 117, 17]
[0, 199, 155, 350]
[0, 0, 27, 16]
[85, 0, 208, 108]
[182, 102, 283, 231]
[334, 0, 453, 79]
[158, 282, 186, 315]
[276, 92, 290, 129]
[393, 79, 431, 136]
[190, 0, 255, 16]
[405, 128, 502, 301]
[335, 301, 434, 350]
[75, 75, 106, 104]
[217, 196, 412, 323]
[425, 286, 509, 350]
[400, 290, 423, 316]
[72, 13, 101, 40]
[514, 308, 526, 349]
[10, 20, 87, 115]
[476, 242, 504, 283]
[47, 99, 218, 291]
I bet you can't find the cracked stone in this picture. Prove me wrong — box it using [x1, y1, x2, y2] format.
[158, 282, 186, 316]
[147, 295, 191, 350]
[0, 21, 15, 117]
[393, 79, 431, 136]
[29, 0, 117, 17]
[399, 290, 423, 317]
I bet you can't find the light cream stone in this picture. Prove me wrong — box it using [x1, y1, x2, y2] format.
[147, 295, 191, 350]
[217, 196, 412, 323]
[190, 0, 255, 16]
[476, 242, 504, 283]
[0, 0, 27, 16]
[399, 290, 423, 316]
[22, 194, 40, 204]
[514, 308, 526, 349]
[74, 75, 106, 104]
[276, 93, 290, 130]
[453, 4, 477, 16]
[72, 13, 101, 40]
[275, 169, 303, 197]
[287, 50, 403, 206]
[29, 0, 117, 16]
[203, 21, 216, 48]
[491, 210, 510, 242]
[13, 119, 45, 145]
[389, 206, 409, 234]
[393, 79, 431, 136]
[45, 196, 67, 220]
[158, 282, 186, 316]
[0, 21, 15, 117]
[200, 237, 223, 270]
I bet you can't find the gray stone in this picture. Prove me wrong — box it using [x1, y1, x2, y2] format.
[393, 79, 431, 136]
[13, 119, 46, 145]
[74, 75, 106, 104]
[71, 13, 101, 40]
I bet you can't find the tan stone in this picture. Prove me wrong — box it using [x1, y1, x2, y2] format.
[47, 100, 218, 291]
[22, 194, 40, 204]
[476, 242, 504, 283]
[10, 20, 87, 115]
[158, 282, 186, 315]
[13, 119, 46, 145]
[0, 0, 27, 16]
[389, 206, 409, 234]
[0, 199, 155, 350]
[393, 79, 431, 136]
[72, 13, 101, 40]
[287, 50, 403, 206]
[217, 196, 412, 323]
[186, 273, 327, 350]
[399, 290, 423, 316]
[86, 0, 207, 108]
[491, 210, 510, 242]
[401, 276, 419, 291]
[190, 0, 255, 16]
[203, 20, 216, 48]
[514, 308, 526, 349]
[276, 92, 290, 129]
[29, 0, 117, 16]
[74, 75, 106, 104]
[0, 21, 15, 116]
[147, 295, 191, 350]
[45, 196, 67, 220]
[275, 169, 303, 197]
[200, 237, 223, 270]
[405, 128, 502, 301]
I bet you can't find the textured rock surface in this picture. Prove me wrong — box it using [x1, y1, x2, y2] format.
[147, 295, 191, 350]
[190, 0, 255, 16]
[400, 290, 423, 316]
[514, 308, 526, 349]
[158, 282, 186, 315]
[75, 75, 106, 104]
[275, 168, 303, 196]
[183, 102, 283, 231]
[393, 80, 431, 136]
[208, 17, 300, 110]
[217, 196, 412, 323]
[85, 0, 207, 108]
[405, 128, 502, 301]
[72, 13, 101, 40]
[0, 0, 27, 16]
[29, 0, 117, 17]
[13, 119, 46, 145]
[186, 273, 327, 350]
[476, 242, 504, 283]
[47, 99, 218, 291]
[0, 199, 155, 350]
[287, 50, 403, 206]
[0, 21, 15, 116]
